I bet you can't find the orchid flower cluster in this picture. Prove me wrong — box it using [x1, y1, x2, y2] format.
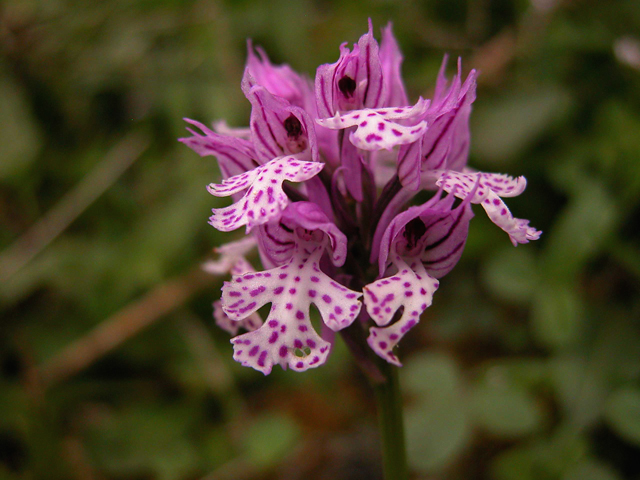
[181, 21, 540, 375]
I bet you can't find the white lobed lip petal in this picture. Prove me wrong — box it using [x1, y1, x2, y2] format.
[207, 156, 324, 233]
[316, 98, 430, 151]
[223, 242, 361, 374]
[363, 256, 439, 366]
[437, 170, 541, 245]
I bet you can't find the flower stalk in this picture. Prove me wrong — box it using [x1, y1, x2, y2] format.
[374, 362, 407, 480]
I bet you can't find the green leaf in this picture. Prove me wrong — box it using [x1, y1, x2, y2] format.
[405, 398, 470, 473]
[244, 413, 300, 469]
[402, 352, 461, 401]
[541, 172, 618, 282]
[531, 282, 584, 349]
[563, 460, 621, 480]
[471, 86, 572, 163]
[403, 352, 470, 473]
[491, 426, 589, 480]
[490, 444, 539, 480]
[603, 387, 640, 446]
[0, 65, 41, 179]
[550, 356, 607, 430]
[482, 246, 538, 305]
[470, 383, 543, 438]
[83, 405, 199, 480]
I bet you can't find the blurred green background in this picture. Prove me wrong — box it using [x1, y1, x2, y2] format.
[1, 0, 640, 478]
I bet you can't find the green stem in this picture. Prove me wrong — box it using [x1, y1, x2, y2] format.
[374, 362, 408, 480]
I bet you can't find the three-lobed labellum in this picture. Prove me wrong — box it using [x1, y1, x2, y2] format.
[436, 171, 541, 246]
[207, 156, 324, 232]
[223, 239, 362, 374]
[316, 98, 430, 151]
[364, 256, 439, 366]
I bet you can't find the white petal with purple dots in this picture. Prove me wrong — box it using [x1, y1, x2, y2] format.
[436, 170, 541, 245]
[207, 156, 324, 233]
[316, 98, 430, 151]
[223, 242, 362, 374]
[364, 257, 439, 366]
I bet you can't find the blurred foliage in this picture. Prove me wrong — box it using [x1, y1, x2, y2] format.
[1, 0, 640, 479]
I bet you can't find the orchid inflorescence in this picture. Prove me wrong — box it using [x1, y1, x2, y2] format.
[181, 20, 541, 375]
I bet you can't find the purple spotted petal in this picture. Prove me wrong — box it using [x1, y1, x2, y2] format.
[212, 247, 263, 336]
[242, 81, 318, 163]
[379, 22, 409, 107]
[179, 119, 259, 179]
[437, 170, 542, 245]
[364, 257, 439, 366]
[245, 40, 316, 112]
[207, 156, 324, 232]
[223, 240, 362, 374]
[316, 98, 429, 151]
[214, 300, 262, 336]
[205, 238, 264, 336]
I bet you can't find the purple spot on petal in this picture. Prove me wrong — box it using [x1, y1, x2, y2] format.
[258, 351, 267, 367]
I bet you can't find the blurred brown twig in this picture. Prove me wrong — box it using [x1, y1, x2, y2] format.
[38, 265, 214, 387]
[0, 132, 149, 283]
